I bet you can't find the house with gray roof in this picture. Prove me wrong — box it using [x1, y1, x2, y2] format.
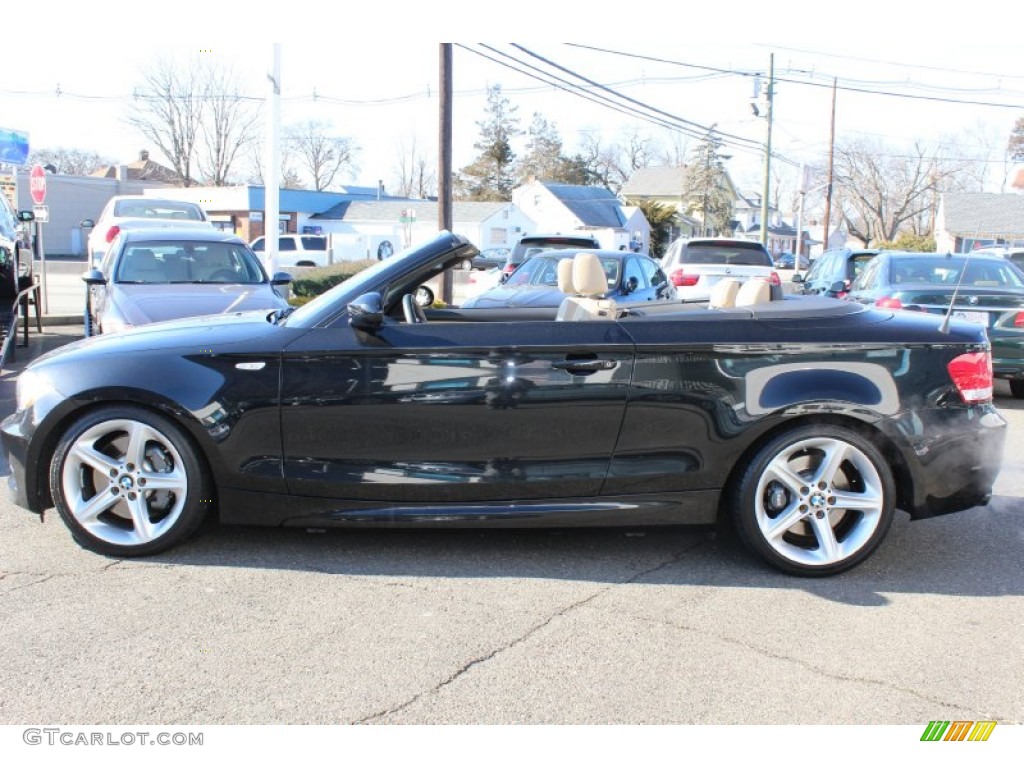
[935, 192, 1024, 252]
[312, 200, 535, 260]
[512, 179, 650, 252]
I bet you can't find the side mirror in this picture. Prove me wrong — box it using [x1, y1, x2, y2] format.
[271, 271, 292, 285]
[81, 268, 106, 286]
[624, 276, 639, 295]
[17, 210, 35, 223]
[828, 280, 846, 295]
[349, 292, 384, 332]
[791, 273, 804, 283]
[80, 218, 95, 228]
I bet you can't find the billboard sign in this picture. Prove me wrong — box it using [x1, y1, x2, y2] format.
[0, 127, 30, 165]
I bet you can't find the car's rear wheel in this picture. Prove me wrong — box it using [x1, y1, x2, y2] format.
[1009, 380, 1024, 399]
[49, 407, 212, 557]
[730, 424, 895, 576]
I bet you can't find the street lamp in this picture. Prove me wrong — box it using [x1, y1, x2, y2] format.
[795, 172, 830, 264]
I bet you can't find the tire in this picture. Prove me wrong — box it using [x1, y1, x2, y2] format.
[729, 424, 895, 576]
[1010, 380, 1024, 399]
[49, 406, 214, 557]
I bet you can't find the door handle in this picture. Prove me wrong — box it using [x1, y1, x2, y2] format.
[551, 359, 618, 374]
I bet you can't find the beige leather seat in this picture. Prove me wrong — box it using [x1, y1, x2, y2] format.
[708, 278, 740, 309]
[735, 278, 773, 307]
[119, 248, 166, 283]
[556, 252, 617, 321]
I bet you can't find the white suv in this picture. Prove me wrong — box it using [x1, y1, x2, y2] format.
[250, 234, 329, 268]
[661, 237, 779, 301]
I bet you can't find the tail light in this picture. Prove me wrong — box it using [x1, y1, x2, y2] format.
[670, 268, 699, 287]
[770, 271, 781, 286]
[105, 225, 121, 243]
[502, 263, 517, 276]
[1013, 312, 1024, 328]
[875, 296, 902, 309]
[947, 351, 993, 404]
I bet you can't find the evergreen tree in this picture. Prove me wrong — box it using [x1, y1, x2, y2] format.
[455, 85, 522, 201]
[1008, 116, 1024, 162]
[629, 199, 677, 259]
[517, 113, 564, 182]
[681, 129, 734, 236]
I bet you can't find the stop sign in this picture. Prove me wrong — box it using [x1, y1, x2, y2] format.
[30, 164, 47, 205]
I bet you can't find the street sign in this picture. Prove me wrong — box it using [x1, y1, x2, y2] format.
[32, 204, 49, 223]
[30, 164, 47, 205]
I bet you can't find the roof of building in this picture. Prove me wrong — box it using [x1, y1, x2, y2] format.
[540, 182, 625, 228]
[314, 200, 509, 222]
[91, 150, 179, 184]
[941, 192, 1024, 236]
[619, 167, 689, 198]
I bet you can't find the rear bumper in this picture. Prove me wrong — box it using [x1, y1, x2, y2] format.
[895, 405, 1007, 519]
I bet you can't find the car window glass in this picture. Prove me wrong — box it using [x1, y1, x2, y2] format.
[301, 237, 327, 250]
[250, 238, 264, 252]
[683, 244, 771, 266]
[117, 241, 265, 284]
[623, 257, 647, 290]
[806, 252, 830, 281]
[278, 237, 296, 251]
[851, 258, 879, 290]
[639, 257, 664, 287]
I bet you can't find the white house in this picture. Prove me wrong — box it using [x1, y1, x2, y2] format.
[512, 179, 651, 253]
[310, 200, 536, 260]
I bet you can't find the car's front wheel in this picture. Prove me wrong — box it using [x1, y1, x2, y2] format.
[1009, 380, 1024, 399]
[49, 407, 213, 557]
[729, 424, 895, 576]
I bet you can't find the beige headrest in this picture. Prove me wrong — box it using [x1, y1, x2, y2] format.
[736, 279, 772, 306]
[557, 257, 576, 295]
[573, 252, 607, 297]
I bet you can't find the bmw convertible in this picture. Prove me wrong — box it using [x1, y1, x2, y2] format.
[1, 232, 1007, 576]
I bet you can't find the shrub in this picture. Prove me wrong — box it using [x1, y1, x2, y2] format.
[288, 259, 377, 299]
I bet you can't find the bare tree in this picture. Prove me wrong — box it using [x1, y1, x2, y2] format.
[832, 139, 966, 245]
[27, 147, 114, 175]
[198, 64, 260, 186]
[393, 135, 436, 198]
[245, 144, 305, 189]
[127, 56, 204, 186]
[285, 120, 358, 191]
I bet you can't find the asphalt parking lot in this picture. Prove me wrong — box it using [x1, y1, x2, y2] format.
[1, 265, 1022, 730]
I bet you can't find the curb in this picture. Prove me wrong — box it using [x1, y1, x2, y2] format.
[40, 315, 83, 326]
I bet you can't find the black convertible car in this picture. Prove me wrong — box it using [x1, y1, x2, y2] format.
[1, 232, 1007, 576]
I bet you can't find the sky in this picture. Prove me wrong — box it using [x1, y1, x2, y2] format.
[3, 2, 1023, 209]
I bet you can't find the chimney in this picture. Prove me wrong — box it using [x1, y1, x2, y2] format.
[377, 180, 384, 200]
[139, 149, 149, 162]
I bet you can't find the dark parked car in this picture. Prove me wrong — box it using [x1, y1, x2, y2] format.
[772, 252, 809, 270]
[502, 233, 601, 277]
[471, 246, 510, 271]
[844, 250, 1024, 398]
[0, 190, 33, 299]
[83, 228, 292, 336]
[1, 232, 1006, 576]
[792, 248, 880, 297]
[460, 249, 676, 311]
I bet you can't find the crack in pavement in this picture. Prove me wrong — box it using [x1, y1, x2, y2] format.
[620, 609, 1012, 723]
[354, 538, 710, 724]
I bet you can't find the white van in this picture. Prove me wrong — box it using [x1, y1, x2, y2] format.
[250, 234, 329, 268]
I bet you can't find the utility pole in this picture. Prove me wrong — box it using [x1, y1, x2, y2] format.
[439, 43, 453, 304]
[822, 78, 837, 255]
[759, 53, 774, 250]
[265, 44, 281, 276]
